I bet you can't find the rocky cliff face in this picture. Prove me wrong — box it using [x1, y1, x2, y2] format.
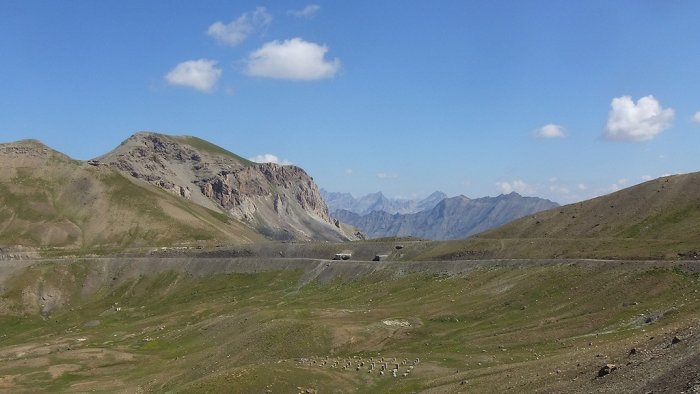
[99, 132, 347, 241]
[334, 193, 559, 240]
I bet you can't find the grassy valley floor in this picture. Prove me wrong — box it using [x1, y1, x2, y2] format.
[0, 257, 698, 393]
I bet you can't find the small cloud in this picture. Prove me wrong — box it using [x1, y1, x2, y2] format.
[535, 123, 567, 138]
[608, 178, 630, 192]
[496, 180, 535, 195]
[207, 7, 272, 47]
[603, 95, 674, 142]
[641, 175, 653, 181]
[246, 38, 341, 80]
[164, 59, 222, 92]
[344, 169, 353, 176]
[693, 112, 700, 123]
[549, 185, 570, 195]
[376, 172, 398, 180]
[249, 153, 292, 165]
[288, 4, 320, 18]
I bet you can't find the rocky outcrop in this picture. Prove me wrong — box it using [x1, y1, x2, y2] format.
[99, 132, 347, 241]
[200, 164, 332, 224]
[102, 133, 206, 202]
[597, 364, 617, 377]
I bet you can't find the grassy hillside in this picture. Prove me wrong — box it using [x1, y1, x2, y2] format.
[0, 141, 263, 251]
[0, 258, 698, 392]
[415, 173, 700, 260]
[169, 135, 254, 165]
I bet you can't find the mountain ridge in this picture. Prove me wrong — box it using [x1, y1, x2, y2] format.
[0, 138, 264, 248]
[334, 192, 559, 240]
[97, 132, 348, 241]
[0, 132, 351, 248]
[321, 189, 448, 215]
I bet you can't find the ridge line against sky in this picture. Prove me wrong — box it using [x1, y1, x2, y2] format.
[1, 1, 700, 204]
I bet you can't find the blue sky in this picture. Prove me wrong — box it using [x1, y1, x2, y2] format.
[2, 1, 700, 204]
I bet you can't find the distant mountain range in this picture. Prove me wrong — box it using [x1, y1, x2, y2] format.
[332, 193, 559, 240]
[320, 189, 447, 215]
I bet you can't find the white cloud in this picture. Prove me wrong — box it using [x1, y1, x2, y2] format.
[608, 184, 621, 192]
[603, 95, 674, 142]
[249, 153, 292, 165]
[496, 180, 535, 195]
[376, 172, 398, 179]
[164, 59, 222, 92]
[535, 123, 567, 138]
[549, 185, 570, 195]
[207, 7, 272, 46]
[246, 38, 340, 80]
[693, 112, 700, 123]
[641, 175, 653, 181]
[288, 4, 320, 18]
[608, 178, 630, 192]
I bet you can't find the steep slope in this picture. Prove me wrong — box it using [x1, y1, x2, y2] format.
[99, 132, 348, 241]
[417, 172, 700, 259]
[483, 173, 700, 240]
[334, 193, 559, 240]
[321, 189, 447, 215]
[0, 140, 263, 249]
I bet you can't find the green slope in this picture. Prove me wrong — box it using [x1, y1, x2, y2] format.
[169, 134, 255, 165]
[0, 141, 263, 251]
[0, 258, 698, 392]
[415, 172, 700, 260]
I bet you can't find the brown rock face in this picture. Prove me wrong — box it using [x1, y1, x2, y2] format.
[598, 364, 617, 377]
[99, 132, 346, 241]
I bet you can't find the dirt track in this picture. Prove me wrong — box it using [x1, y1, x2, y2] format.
[3, 256, 699, 286]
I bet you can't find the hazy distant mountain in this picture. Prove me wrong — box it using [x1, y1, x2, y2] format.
[334, 193, 559, 240]
[321, 189, 447, 215]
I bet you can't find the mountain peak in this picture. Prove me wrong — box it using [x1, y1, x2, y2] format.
[427, 191, 448, 199]
[324, 189, 448, 215]
[1, 139, 73, 161]
[114, 132, 252, 164]
[99, 131, 348, 241]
